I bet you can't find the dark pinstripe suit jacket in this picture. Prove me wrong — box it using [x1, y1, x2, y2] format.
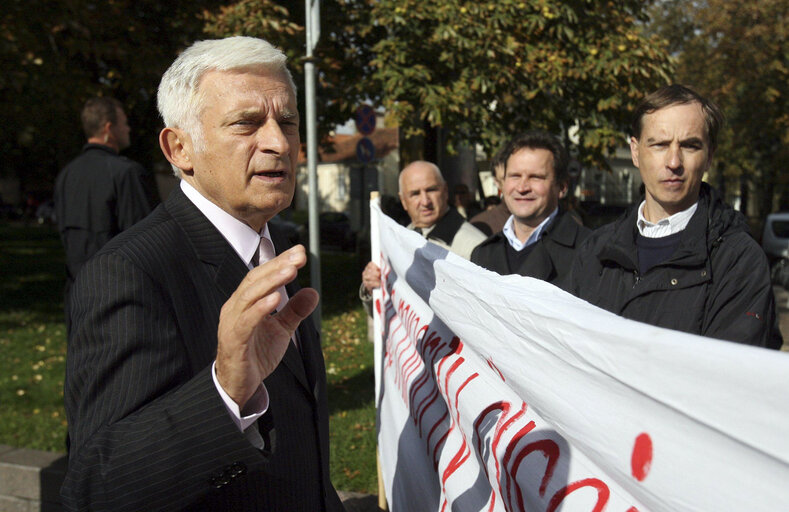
[61, 186, 344, 512]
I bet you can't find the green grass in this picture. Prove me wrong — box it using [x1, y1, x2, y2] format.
[0, 224, 377, 494]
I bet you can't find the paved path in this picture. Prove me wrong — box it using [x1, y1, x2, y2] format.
[338, 490, 383, 512]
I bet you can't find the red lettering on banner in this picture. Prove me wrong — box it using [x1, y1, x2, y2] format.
[547, 478, 610, 512]
[631, 432, 653, 482]
[508, 438, 560, 509]
[501, 419, 538, 510]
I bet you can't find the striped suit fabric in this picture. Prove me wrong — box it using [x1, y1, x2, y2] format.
[62, 186, 343, 511]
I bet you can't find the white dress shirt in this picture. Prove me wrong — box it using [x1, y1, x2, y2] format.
[502, 207, 559, 251]
[180, 180, 270, 434]
[637, 200, 698, 238]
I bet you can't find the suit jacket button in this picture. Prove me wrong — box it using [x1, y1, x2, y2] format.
[230, 462, 247, 477]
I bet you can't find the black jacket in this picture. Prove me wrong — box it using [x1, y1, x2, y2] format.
[471, 210, 590, 286]
[55, 144, 155, 285]
[62, 187, 342, 511]
[566, 183, 782, 349]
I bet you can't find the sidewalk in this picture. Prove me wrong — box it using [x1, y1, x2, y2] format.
[338, 490, 383, 512]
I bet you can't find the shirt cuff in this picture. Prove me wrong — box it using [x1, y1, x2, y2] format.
[212, 361, 269, 432]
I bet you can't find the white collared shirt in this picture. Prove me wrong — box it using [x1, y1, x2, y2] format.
[181, 180, 275, 268]
[637, 200, 698, 238]
[180, 180, 270, 435]
[502, 208, 559, 251]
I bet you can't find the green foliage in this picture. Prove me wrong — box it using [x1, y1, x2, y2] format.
[649, 0, 789, 215]
[368, 0, 673, 165]
[0, 224, 67, 450]
[0, 0, 224, 191]
[205, 0, 673, 167]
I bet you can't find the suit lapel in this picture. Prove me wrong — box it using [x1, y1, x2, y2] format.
[270, 223, 316, 397]
[165, 186, 249, 298]
[167, 187, 314, 395]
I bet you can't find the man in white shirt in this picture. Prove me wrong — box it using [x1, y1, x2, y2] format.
[566, 84, 782, 349]
[61, 37, 344, 511]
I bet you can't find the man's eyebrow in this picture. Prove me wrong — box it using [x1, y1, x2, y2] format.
[680, 136, 705, 145]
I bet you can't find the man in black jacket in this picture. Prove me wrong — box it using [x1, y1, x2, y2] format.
[472, 131, 590, 285]
[566, 84, 782, 349]
[55, 97, 155, 289]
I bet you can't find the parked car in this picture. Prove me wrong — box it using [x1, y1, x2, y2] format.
[762, 212, 789, 287]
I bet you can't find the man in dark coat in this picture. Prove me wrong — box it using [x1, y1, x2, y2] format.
[566, 84, 781, 349]
[472, 131, 590, 285]
[55, 97, 155, 289]
[61, 37, 344, 511]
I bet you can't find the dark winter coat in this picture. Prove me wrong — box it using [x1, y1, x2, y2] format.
[565, 183, 782, 349]
[471, 210, 590, 286]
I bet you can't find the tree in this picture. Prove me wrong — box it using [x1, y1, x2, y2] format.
[368, 0, 673, 167]
[649, 0, 789, 218]
[205, 0, 673, 170]
[0, 0, 224, 194]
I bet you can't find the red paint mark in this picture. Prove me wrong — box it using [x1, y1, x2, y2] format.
[486, 357, 505, 382]
[626, 508, 641, 512]
[631, 432, 653, 482]
[509, 439, 560, 498]
[375, 298, 381, 315]
[547, 478, 610, 512]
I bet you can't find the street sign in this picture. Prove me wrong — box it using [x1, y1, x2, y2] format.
[355, 104, 376, 135]
[356, 137, 375, 163]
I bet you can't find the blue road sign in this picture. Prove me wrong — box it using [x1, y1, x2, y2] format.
[355, 104, 376, 136]
[356, 137, 375, 163]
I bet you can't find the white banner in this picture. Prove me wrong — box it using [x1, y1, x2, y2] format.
[371, 201, 789, 512]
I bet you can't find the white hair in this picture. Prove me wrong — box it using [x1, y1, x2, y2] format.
[398, 161, 445, 195]
[157, 36, 297, 176]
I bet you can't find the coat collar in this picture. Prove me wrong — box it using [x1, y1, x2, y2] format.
[596, 184, 723, 271]
[424, 207, 466, 246]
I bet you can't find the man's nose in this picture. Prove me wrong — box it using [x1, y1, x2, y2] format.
[666, 144, 683, 171]
[256, 119, 290, 155]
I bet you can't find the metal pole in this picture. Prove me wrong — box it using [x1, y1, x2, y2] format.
[305, 0, 321, 326]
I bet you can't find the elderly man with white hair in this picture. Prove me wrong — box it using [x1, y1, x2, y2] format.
[360, 160, 486, 302]
[61, 37, 344, 511]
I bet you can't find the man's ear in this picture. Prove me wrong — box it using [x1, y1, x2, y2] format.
[159, 127, 194, 173]
[558, 180, 569, 199]
[629, 136, 640, 168]
[101, 121, 112, 143]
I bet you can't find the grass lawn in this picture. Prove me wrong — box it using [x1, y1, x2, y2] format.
[0, 223, 377, 494]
